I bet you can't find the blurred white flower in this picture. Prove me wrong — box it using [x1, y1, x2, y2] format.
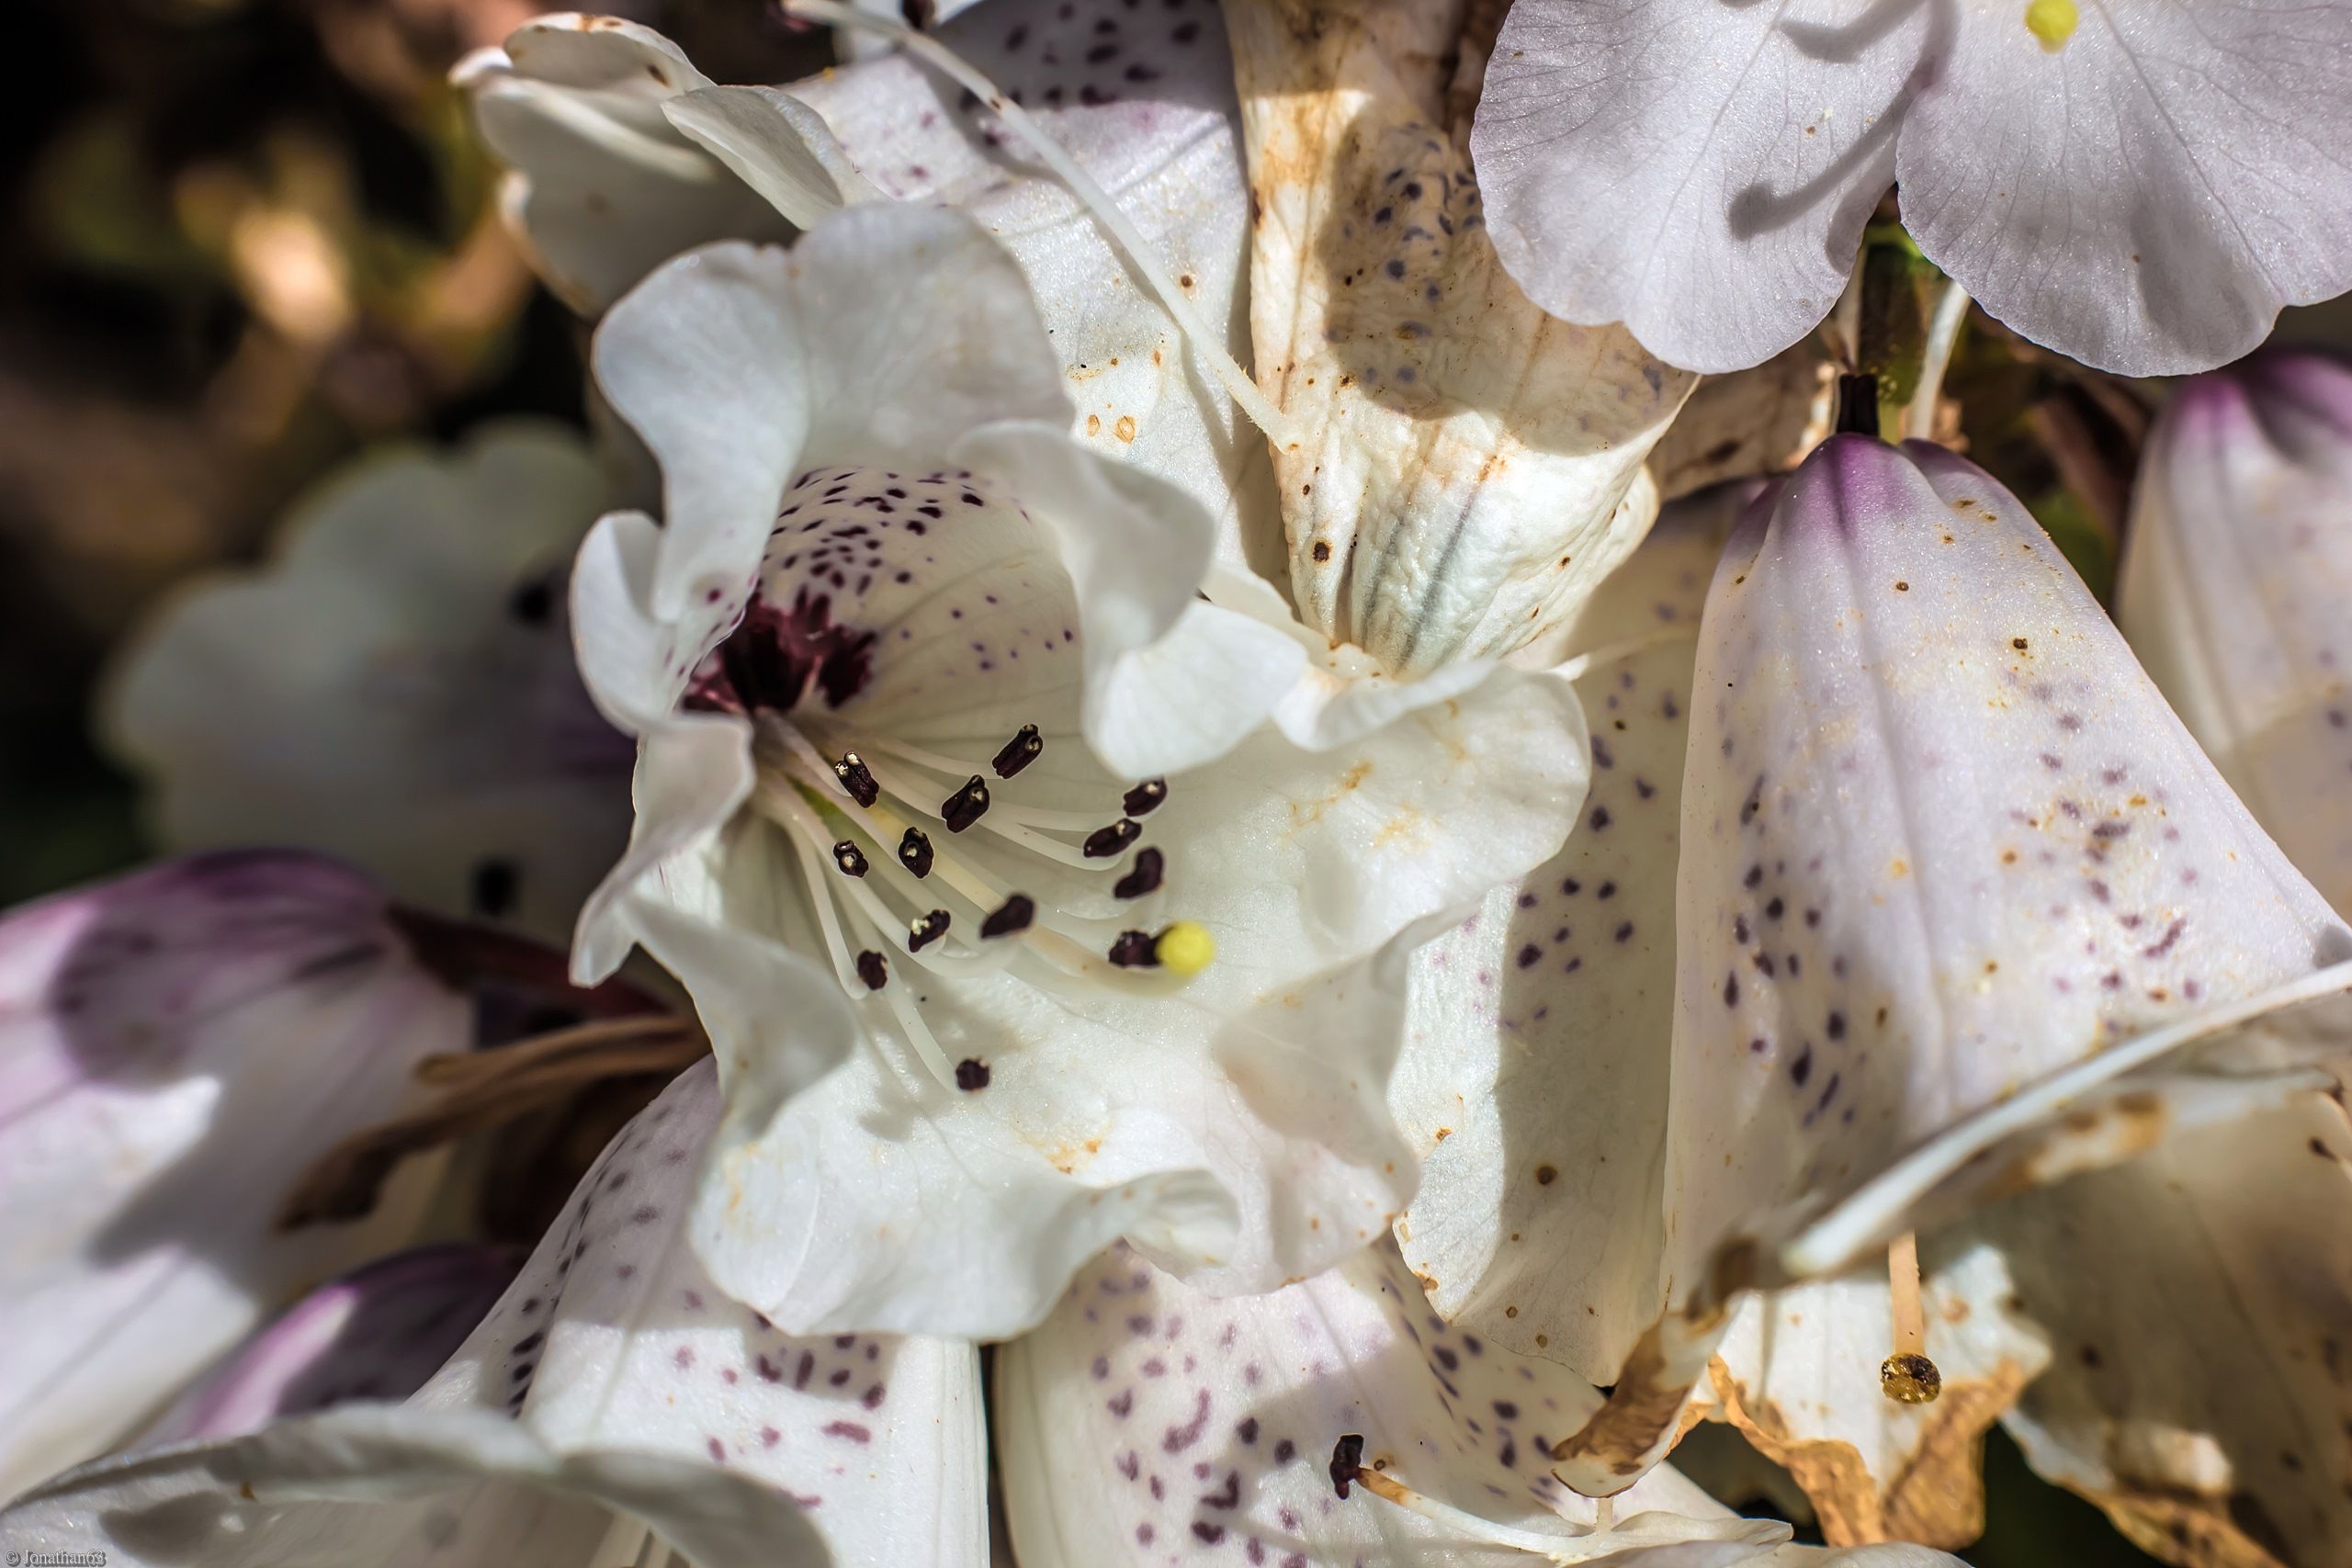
[2120, 350, 2352, 917]
[106, 423, 634, 944]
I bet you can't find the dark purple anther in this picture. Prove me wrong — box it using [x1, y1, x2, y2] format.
[1114, 847, 1165, 899]
[942, 775, 990, 833]
[908, 910, 951, 952]
[1084, 818, 1142, 859]
[833, 752, 880, 808]
[980, 895, 1035, 939]
[1329, 1434, 1365, 1500]
[898, 829, 934, 878]
[992, 724, 1045, 778]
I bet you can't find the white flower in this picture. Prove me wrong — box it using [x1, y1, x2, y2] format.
[1471, 0, 2352, 375]
[2119, 350, 2352, 918]
[1396, 432, 2352, 1507]
[570, 200, 1589, 1342]
[0, 852, 473, 1498]
[105, 423, 635, 944]
[6, 1061, 1969, 1567]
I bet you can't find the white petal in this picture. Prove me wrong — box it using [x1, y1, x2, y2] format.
[1973, 1092, 2352, 1567]
[1702, 1244, 2051, 1550]
[2118, 354, 2352, 916]
[139, 1246, 518, 1447]
[995, 1239, 1796, 1568]
[1230, 0, 1692, 671]
[567, 512, 756, 983]
[1471, 1, 1923, 373]
[950, 421, 1277, 776]
[592, 242, 815, 623]
[1086, 601, 1310, 784]
[783, 203, 1071, 468]
[1901, 5, 2352, 378]
[0, 853, 467, 1498]
[460, 15, 792, 312]
[616, 892, 857, 1097]
[662, 85, 881, 225]
[1392, 488, 1742, 1383]
[3, 1061, 989, 1568]
[103, 423, 631, 944]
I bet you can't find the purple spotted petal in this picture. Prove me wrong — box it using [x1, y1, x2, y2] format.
[2, 1061, 987, 1568]
[141, 1246, 518, 1447]
[2120, 351, 2352, 918]
[1672, 435, 2352, 1288]
[994, 1239, 1792, 1566]
[0, 851, 469, 1498]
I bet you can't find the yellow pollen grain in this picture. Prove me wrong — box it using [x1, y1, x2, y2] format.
[2024, 0, 2077, 51]
[1155, 920, 1216, 976]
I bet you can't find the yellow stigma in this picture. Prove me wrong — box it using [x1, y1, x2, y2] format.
[1154, 921, 1216, 977]
[2024, 0, 2077, 51]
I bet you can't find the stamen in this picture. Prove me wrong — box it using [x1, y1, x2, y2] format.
[832, 839, 870, 877]
[1114, 847, 1165, 899]
[1326, 1437, 1605, 1561]
[899, 827, 936, 878]
[955, 1057, 990, 1090]
[1123, 778, 1169, 817]
[942, 774, 990, 832]
[981, 895, 1036, 938]
[992, 723, 1045, 778]
[780, 0, 1300, 448]
[1083, 818, 1142, 858]
[833, 750, 880, 807]
[1880, 1231, 1943, 1404]
[857, 950, 889, 990]
[909, 908, 952, 952]
[1108, 931, 1159, 967]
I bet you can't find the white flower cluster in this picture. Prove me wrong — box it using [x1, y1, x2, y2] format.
[7, 3, 2352, 1566]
